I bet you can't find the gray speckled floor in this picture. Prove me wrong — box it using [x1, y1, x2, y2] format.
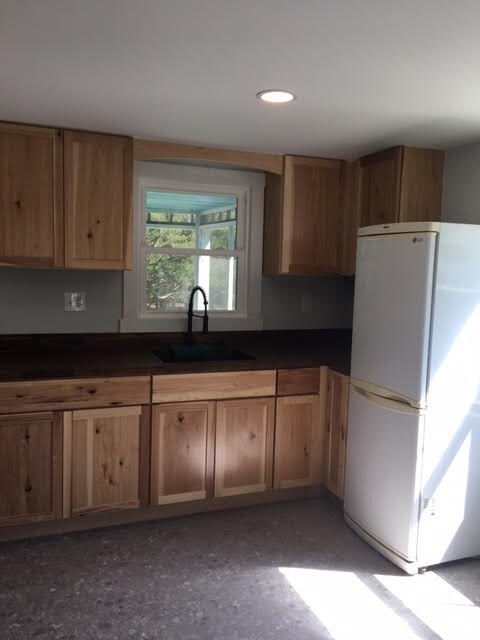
[0, 498, 479, 640]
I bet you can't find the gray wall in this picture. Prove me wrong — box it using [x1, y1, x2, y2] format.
[0, 269, 122, 334]
[262, 275, 354, 330]
[0, 269, 354, 334]
[442, 140, 480, 223]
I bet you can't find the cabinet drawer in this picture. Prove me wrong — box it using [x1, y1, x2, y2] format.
[277, 368, 321, 396]
[152, 370, 276, 403]
[0, 376, 150, 414]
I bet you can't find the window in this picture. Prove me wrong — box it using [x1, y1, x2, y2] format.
[143, 190, 243, 313]
[121, 162, 264, 332]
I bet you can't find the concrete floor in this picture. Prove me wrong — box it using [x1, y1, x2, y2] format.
[0, 498, 479, 640]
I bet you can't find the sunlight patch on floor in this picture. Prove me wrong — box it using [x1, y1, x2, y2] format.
[280, 567, 479, 640]
[376, 571, 479, 640]
[279, 567, 422, 640]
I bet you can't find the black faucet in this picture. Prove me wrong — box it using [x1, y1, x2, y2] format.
[186, 286, 208, 343]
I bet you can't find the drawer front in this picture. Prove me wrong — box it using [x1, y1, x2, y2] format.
[0, 376, 151, 414]
[277, 368, 321, 396]
[152, 370, 276, 403]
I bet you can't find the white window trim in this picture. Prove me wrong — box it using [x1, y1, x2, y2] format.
[121, 161, 265, 333]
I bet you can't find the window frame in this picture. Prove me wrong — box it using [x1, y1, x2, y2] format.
[121, 161, 265, 333]
[139, 180, 248, 317]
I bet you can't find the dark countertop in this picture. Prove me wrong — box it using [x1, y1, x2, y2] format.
[0, 330, 352, 382]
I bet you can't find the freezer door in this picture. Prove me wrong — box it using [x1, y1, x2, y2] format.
[351, 231, 437, 405]
[344, 385, 425, 561]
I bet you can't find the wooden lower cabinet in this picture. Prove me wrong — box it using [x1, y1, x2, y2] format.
[151, 401, 215, 505]
[274, 395, 324, 489]
[324, 371, 349, 499]
[214, 397, 275, 497]
[0, 412, 62, 526]
[63, 405, 150, 517]
[0, 366, 350, 539]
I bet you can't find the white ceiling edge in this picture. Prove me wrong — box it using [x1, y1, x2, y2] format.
[1, 0, 480, 159]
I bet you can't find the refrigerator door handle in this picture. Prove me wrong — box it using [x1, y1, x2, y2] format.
[351, 384, 426, 416]
[350, 377, 425, 409]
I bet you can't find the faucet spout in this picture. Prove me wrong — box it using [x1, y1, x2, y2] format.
[186, 286, 209, 342]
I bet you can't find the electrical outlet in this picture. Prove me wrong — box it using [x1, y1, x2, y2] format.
[301, 294, 313, 313]
[64, 292, 86, 312]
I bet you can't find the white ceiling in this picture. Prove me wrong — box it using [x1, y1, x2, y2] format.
[1, 0, 480, 159]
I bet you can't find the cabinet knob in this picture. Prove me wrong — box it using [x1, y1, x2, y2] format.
[13, 200, 21, 209]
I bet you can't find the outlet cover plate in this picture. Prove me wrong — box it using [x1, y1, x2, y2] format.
[64, 292, 86, 312]
[301, 294, 314, 313]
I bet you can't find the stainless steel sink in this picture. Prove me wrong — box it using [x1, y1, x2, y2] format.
[151, 344, 255, 364]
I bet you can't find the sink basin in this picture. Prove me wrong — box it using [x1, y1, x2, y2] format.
[152, 344, 255, 364]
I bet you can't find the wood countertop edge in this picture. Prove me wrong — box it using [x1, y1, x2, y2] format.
[0, 357, 350, 384]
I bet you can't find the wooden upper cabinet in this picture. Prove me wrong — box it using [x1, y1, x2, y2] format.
[0, 123, 63, 268]
[263, 155, 343, 275]
[64, 130, 132, 270]
[0, 122, 132, 271]
[360, 147, 402, 227]
[0, 411, 62, 526]
[360, 146, 444, 228]
[398, 147, 444, 223]
[338, 161, 361, 276]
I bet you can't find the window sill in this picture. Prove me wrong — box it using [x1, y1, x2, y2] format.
[119, 313, 263, 333]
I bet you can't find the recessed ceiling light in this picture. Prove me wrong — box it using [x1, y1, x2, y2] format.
[256, 89, 296, 104]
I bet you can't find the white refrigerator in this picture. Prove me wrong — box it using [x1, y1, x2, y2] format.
[344, 221, 480, 574]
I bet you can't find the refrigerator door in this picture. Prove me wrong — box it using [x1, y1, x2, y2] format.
[351, 231, 437, 406]
[344, 384, 425, 562]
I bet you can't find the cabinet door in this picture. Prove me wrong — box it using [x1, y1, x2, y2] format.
[215, 398, 274, 497]
[64, 130, 132, 270]
[398, 147, 444, 223]
[282, 156, 341, 274]
[324, 370, 349, 499]
[151, 402, 215, 505]
[360, 147, 402, 227]
[338, 161, 361, 276]
[0, 123, 63, 268]
[63, 405, 149, 517]
[0, 412, 62, 526]
[274, 394, 325, 489]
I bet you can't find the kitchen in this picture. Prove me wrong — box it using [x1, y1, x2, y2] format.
[1, 2, 480, 639]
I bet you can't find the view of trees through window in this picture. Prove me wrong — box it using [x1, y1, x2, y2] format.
[144, 191, 238, 312]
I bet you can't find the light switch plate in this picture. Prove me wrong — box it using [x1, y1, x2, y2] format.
[64, 292, 86, 312]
